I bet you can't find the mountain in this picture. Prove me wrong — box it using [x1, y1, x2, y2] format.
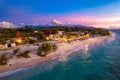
[50, 19, 63, 25]
[28, 20, 96, 29]
[0, 20, 95, 29]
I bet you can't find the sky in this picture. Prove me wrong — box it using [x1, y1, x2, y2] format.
[0, 0, 120, 28]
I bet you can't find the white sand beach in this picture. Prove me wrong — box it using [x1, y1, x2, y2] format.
[0, 32, 115, 75]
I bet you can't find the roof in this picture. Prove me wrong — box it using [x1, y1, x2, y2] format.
[43, 30, 58, 36]
[15, 31, 24, 38]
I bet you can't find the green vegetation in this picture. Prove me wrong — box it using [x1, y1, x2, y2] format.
[35, 32, 46, 41]
[0, 54, 9, 65]
[90, 28, 110, 36]
[37, 51, 45, 57]
[13, 48, 20, 55]
[52, 44, 58, 52]
[29, 39, 36, 44]
[0, 26, 110, 45]
[0, 39, 6, 44]
[38, 43, 52, 56]
[37, 43, 58, 57]
[24, 37, 37, 44]
[17, 50, 30, 58]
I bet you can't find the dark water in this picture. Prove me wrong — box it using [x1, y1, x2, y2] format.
[1, 31, 120, 80]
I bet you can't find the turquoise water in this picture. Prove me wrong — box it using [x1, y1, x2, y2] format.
[1, 31, 120, 80]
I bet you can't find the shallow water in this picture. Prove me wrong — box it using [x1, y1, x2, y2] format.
[0, 31, 120, 80]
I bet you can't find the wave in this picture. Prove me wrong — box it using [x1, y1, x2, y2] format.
[0, 68, 29, 78]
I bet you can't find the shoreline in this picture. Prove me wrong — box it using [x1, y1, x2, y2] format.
[0, 32, 116, 77]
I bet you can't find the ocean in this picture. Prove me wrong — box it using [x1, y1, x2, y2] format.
[0, 31, 120, 80]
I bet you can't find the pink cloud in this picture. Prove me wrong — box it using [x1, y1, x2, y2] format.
[32, 14, 120, 29]
[55, 14, 120, 28]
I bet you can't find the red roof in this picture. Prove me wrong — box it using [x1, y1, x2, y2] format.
[15, 31, 24, 38]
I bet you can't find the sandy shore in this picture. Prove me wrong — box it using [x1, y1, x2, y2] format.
[0, 32, 115, 77]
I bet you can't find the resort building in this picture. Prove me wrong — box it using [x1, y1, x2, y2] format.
[14, 31, 24, 44]
[43, 30, 63, 41]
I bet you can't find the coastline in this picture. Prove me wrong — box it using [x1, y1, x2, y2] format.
[0, 32, 116, 77]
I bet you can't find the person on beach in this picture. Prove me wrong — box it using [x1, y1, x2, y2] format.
[95, 42, 97, 47]
[104, 39, 107, 44]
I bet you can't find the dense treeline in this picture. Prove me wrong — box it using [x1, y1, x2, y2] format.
[0, 26, 110, 44]
[0, 26, 110, 34]
[90, 28, 110, 36]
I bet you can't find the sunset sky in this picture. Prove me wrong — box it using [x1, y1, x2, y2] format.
[0, 0, 120, 28]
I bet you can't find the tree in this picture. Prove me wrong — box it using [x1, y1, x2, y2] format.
[64, 27, 72, 32]
[0, 38, 6, 44]
[17, 50, 30, 58]
[0, 54, 9, 65]
[40, 43, 51, 54]
[13, 48, 20, 55]
[37, 33, 46, 41]
[38, 43, 52, 56]
[37, 43, 58, 57]
[29, 39, 36, 44]
[52, 44, 58, 52]
[91, 28, 110, 36]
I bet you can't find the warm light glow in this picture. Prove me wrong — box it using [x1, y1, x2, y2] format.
[86, 34, 90, 37]
[50, 35, 53, 38]
[17, 38, 22, 43]
[71, 36, 76, 39]
[63, 38, 67, 41]
[46, 37, 49, 41]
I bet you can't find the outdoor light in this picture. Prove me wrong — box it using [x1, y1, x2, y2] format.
[17, 38, 22, 43]
[86, 34, 90, 37]
[46, 37, 49, 41]
[63, 38, 66, 41]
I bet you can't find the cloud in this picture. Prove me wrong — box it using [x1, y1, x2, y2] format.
[51, 19, 63, 25]
[39, 19, 63, 26]
[0, 21, 17, 28]
[1, 0, 120, 29]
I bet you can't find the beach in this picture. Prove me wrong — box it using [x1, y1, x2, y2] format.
[0, 32, 115, 77]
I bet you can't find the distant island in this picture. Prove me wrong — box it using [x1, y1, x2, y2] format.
[0, 26, 113, 74]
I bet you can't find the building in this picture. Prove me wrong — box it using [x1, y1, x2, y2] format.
[43, 30, 63, 41]
[14, 31, 24, 44]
